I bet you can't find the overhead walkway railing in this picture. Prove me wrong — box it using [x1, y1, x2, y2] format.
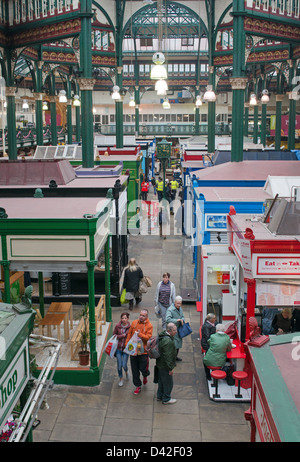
[0, 126, 66, 148]
[99, 123, 230, 137]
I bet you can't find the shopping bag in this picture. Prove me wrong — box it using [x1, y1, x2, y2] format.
[154, 305, 162, 318]
[139, 279, 148, 294]
[137, 338, 144, 355]
[104, 335, 118, 359]
[120, 288, 128, 304]
[124, 332, 140, 356]
[144, 276, 152, 287]
[178, 322, 192, 339]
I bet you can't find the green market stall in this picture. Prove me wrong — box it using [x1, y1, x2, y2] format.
[0, 194, 113, 386]
[244, 333, 300, 442]
[0, 295, 36, 439]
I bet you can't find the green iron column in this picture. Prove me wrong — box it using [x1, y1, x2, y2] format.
[135, 86, 140, 137]
[231, 0, 247, 162]
[87, 260, 97, 370]
[253, 104, 259, 144]
[105, 236, 112, 323]
[34, 93, 43, 146]
[75, 105, 81, 142]
[244, 102, 249, 137]
[230, 78, 248, 161]
[67, 98, 73, 145]
[79, 0, 94, 167]
[49, 95, 58, 145]
[194, 86, 200, 136]
[287, 60, 296, 151]
[78, 78, 95, 167]
[260, 100, 267, 147]
[5, 87, 17, 160]
[275, 94, 284, 150]
[115, 67, 124, 149]
[207, 67, 216, 155]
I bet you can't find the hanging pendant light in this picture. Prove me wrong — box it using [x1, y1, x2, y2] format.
[155, 79, 168, 92]
[261, 89, 269, 103]
[112, 85, 121, 100]
[58, 90, 67, 103]
[150, 52, 167, 80]
[203, 85, 216, 102]
[42, 101, 48, 111]
[93, 106, 97, 114]
[162, 98, 170, 109]
[157, 88, 167, 96]
[249, 93, 257, 105]
[195, 95, 202, 107]
[73, 95, 81, 106]
[129, 96, 136, 107]
[22, 99, 29, 109]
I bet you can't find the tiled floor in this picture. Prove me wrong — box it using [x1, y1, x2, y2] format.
[33, 190, 251, 443]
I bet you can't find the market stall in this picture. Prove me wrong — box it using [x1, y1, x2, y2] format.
[0, 195, 113, 386]
[244, 333, 300, 442]
[0, 161, 129, 306]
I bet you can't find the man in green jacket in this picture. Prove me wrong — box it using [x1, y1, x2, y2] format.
[156, 322, 177, 404]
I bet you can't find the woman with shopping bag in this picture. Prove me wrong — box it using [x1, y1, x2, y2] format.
[113, 312, 131, 387]
[122, 258, 144, 310]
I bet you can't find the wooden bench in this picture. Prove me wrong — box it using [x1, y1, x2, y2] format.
[70, 296, 106, 361]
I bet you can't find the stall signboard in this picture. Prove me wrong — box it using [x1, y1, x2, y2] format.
[252, 379, 275, 442]
[257, 281, 300, 306]
[0, 340, 30, 431]
[232, 232, 253, 278]
[205, 214, 227, 231]
[253, 255, 300, 278]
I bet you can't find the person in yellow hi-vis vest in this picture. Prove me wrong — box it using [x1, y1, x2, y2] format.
[170, 179, 179, 214]
[156, 177, 164, 202]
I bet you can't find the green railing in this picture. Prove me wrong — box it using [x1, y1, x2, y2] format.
[98, 123, 230, 137]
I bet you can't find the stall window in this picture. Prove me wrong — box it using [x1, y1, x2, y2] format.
[177, 114, 183, 122]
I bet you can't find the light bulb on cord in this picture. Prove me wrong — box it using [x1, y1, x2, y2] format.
[261, 89, 269, 103]
[22, 99, 29, 109]
[249, 93, 257, 105]
[203, 85, 216, 102]
[112, 85, 121, 100]
[73, 95, 81, 106]
[58, 90, 67, 103]
[195, 95, 202, 107]
[129, 96, 136, 107]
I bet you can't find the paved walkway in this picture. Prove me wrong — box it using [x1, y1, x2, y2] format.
[34, 222, 250, 443]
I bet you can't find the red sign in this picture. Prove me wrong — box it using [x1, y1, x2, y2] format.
[270, 115, 300, 137]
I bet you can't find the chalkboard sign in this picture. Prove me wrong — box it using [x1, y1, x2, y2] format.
[52, 272, 60, 296]
[59, 272, 71, 295]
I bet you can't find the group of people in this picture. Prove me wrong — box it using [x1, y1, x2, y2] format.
[114, 261, 185, 404]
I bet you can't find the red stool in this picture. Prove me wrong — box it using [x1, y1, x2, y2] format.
[207, 366, 221, 387]
[232, 371, 248, 398]
[211, 370, 226, 399]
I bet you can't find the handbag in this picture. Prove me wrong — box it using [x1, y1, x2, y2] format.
[178, 321, 192, 339]
[104, 335, 118, 359]
[120, 288, 128, 304]
[139, 279, 148, 294]
[144, 276, 152, 288]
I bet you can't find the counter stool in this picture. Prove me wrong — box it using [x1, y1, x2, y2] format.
[207, 366, 221, 387]
[232, 371, 248, 399]
[211, 370, 226, 399]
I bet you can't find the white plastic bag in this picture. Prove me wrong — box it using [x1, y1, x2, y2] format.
[104, 335, 118, 359]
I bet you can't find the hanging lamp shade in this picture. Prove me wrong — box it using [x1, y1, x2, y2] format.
[73, 95, 81, 106]
[249, 93, 257, 105]
[129, 96, 136, 107]
[195, 95, 202, 107]
[58, 90, 67, 103]
[155, 79, 168, 92]
[162, 98, 170, 109]
[203, 85, 216, 102]
[112, 85, 121, 100]
[22, 99, 29, 109]
[157, 88, 167, 96]
[92, 106, 97, 114]
[150, 52, 167, 80]
[261, 89, 269, 103]
[42, 101, 48, 111]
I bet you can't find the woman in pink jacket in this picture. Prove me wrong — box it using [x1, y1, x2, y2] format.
[113, 312, 131, 387]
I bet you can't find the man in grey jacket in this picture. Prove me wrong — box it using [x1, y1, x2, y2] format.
[156, 322, 177, 405]
[154, 273, 176, 330]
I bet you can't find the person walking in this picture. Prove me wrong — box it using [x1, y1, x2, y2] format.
[155, 272, 176, 329]
[122, 258, 144, 310]
[125, 309, 153, 395]
[170, 179, 179, 214]
[113, 312, 131, 387]
[156, 322, 177, 405]
[166, 296, 185, 361]
[141, 178, 150, 201]
[156, 177, 164, 202]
